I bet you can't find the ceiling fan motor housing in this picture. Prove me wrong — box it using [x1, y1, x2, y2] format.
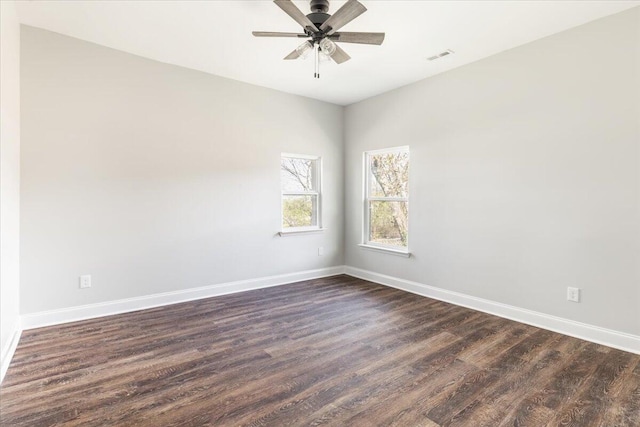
[308, 0, 331, 32]
[307, 12, 331, 30]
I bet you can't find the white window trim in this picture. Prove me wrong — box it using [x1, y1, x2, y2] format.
[358, 243, 411, 257]
[363, 146, 410, 255]
[279, 228, 326, 237]
[280, 153, 323, 234]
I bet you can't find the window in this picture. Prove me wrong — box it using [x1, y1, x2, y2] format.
[363, 147, 409, 253]
[280, 154, 322, 233]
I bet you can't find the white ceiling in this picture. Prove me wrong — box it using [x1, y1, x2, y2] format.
[15, 1, 639, 105]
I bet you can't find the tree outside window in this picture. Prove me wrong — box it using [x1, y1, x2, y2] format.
[281, 154, 321, 230]
[365, 147, 409, 249]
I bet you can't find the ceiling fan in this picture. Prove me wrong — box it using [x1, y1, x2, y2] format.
[253, 0, 385, 78]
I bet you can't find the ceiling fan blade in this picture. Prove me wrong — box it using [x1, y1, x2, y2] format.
[253, 31, 308, 38]
[330, 32, 385, 45]
[284, 49, 301, 60]
[274, 0, 319, 33]
[319, 0, 367, 35]
[329, 44, 351, 64]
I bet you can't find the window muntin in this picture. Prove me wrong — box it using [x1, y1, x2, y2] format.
[281, 154, 321, 231]
[364, 147, 409, 249]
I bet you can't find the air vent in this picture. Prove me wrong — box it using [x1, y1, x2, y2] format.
[427, 49, 455, 61]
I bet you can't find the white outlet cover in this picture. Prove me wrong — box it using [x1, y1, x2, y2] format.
[80, 275, 92, 289]
[567, 287, 580, 302]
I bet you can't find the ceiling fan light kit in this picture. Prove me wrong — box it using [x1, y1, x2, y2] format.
[253, 0, 385, 78]
[295, 41, 313, 59]
[319, 38, 337, 56]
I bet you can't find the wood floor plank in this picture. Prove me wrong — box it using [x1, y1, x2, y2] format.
[546, 349, 639, 427]
[1, 275, 638, 426]
[347, 358, 480, 427]
[450, 346, 565, 427]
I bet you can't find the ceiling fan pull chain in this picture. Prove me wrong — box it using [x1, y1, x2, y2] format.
[314, 42, 320, 79]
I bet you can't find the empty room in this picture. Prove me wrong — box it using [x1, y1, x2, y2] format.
[1, 0, 639, 425]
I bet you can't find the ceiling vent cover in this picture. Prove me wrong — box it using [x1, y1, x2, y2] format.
[427, 49, 455, 61]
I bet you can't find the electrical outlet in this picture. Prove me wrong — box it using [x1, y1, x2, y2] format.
[567, 287, 580, 302]
[79, 275, 92, 289]
[318, 247, 324, 256]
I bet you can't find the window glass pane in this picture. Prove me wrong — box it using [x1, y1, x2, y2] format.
[369, 201, 408, 247]
[281, 157, 316, 192]
[368, 151, 409, 198]
[282, 195, 318, 228]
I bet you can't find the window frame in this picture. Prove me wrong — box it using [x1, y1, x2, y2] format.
[362, 146, 410, 256]
[280, 153, 323, 235]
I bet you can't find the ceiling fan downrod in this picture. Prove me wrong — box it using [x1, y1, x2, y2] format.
[310, 0, 329, 13]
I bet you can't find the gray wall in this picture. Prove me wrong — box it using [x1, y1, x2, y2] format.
[20, 26, 344, 314]
[1, 1, 21, 362]
[18, 8, 640, 339]
[345, 8, 640, 335]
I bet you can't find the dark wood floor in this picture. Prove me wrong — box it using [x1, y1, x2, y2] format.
[1, 275, 639, 426]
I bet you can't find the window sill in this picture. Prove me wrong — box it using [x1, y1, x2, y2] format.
[358, 244, 411, 258]
[279, 228, 326, 237]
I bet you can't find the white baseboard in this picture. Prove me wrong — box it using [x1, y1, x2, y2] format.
[345, 266, 640, 355]
[21, 266, 346, 331]
[1, 320, 22, 384]
[9, 262, 637, 386]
